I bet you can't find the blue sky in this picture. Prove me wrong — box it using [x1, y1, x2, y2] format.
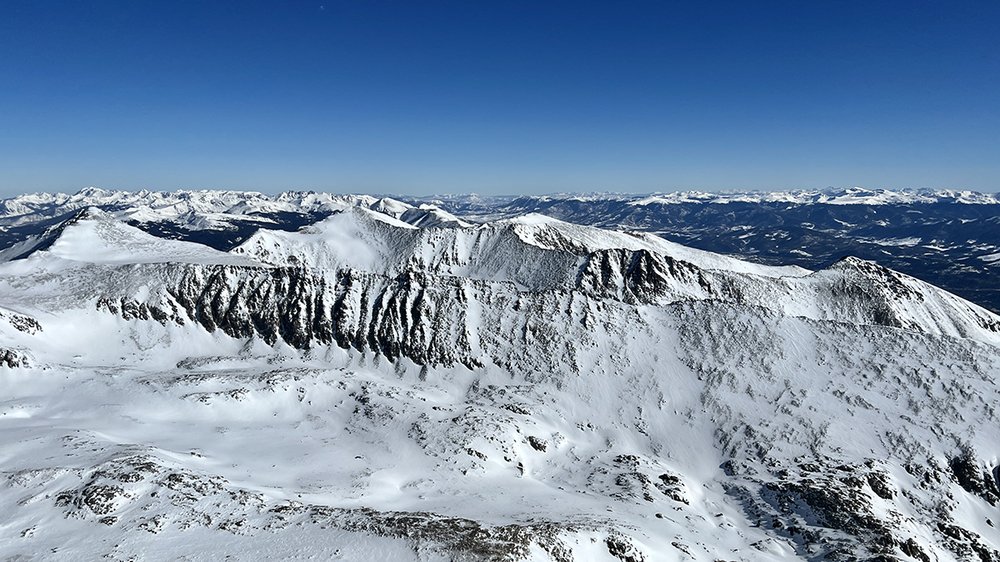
[1, 1, 997, 196]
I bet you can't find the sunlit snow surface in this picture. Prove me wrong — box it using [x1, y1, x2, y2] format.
[0, 196, 999, 561]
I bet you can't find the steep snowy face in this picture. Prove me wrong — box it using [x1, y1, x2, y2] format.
[796, 257, 1000, 340]
[1, 200, 1000, 561]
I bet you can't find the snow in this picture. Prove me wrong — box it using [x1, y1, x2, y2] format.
[861, 236, 923, 247]
[41, 208, 257, 265]
[623, 187, 1000, 206]
[0, 188, 379, 231]
[2, 187, 996, 240]
[0, 191, 999, 560]
[369, 197, 413, 217]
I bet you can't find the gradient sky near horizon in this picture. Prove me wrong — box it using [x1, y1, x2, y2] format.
[1, 1, 997, 196]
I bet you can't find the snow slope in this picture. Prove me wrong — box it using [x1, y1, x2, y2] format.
[0, 198, 999, 561]
[39, 208, 257, 265]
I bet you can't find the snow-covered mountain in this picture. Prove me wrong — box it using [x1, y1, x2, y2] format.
[4, 186, 996, 313]
[1, 190, 1000, 561]
[415, 188, 1000, 315]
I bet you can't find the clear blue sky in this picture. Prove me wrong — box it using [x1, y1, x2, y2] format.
[1, 1, 997, 196]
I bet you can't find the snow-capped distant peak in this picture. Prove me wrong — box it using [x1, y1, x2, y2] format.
[625, 187, 1000, 206]
[369, 197, 413, 217]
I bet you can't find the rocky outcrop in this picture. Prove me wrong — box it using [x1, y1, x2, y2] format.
[0, 348, 29, 368]
[576, 248, 716, 303]
[48, 452, 588, 562]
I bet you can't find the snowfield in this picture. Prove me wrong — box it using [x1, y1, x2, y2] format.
[0, 191, 999, 561]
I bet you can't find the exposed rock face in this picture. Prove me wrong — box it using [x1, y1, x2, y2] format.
[114, 249, 997, 367]
[167, 265, 329, 349]
[0, 347, 29, 367]
[950, 451, 1000, 507]
[158, 265, 486, 367]
[576, 248, 716, 303]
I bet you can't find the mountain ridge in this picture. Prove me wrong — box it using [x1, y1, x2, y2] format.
[0, 194, 999, 561]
